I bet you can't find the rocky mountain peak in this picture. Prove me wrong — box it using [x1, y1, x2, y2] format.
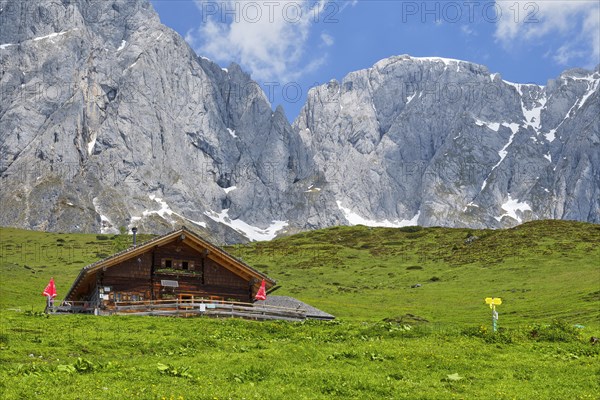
[294, 54, 599, 229]
[1, 1, 598, 241]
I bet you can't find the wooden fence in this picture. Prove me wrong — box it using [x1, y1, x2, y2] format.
[46, 301, 95, 314]
[47, 299, 307, 321]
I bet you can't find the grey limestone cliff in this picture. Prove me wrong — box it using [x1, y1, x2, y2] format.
[0, 0, 341, 242]
[1, 1, 598, 242]
[294, 55, 599, 229]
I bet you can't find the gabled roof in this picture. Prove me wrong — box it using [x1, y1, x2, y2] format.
[64, 226, 276, 301]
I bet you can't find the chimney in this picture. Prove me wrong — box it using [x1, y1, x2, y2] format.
[131, 227, 138, 247]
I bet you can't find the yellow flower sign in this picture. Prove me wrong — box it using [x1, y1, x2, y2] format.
[485, 297, 502, 309]
[485, 297, 502, 332]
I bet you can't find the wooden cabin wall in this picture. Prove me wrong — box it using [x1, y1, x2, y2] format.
[101, 251, 153, 294]
[153, 241, 252, 302]
[77, 239, 256, 304]
[204, 258, 248, 289]
[153, 242, 202, 270]
[200, 258, 251, 301]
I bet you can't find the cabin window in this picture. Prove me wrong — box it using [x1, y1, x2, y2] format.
[158, 259, 197, 274]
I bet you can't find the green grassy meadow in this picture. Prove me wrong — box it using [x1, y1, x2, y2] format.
[1, 221, 599, 399]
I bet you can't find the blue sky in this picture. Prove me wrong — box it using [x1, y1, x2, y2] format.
[151, 1, 600, 121]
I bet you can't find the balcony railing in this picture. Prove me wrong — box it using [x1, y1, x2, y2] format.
[47, 298, 307, 321]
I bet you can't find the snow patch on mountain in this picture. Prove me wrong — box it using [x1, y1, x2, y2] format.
[522, 97, 546, 133]
[204, 209, 287, 241]
[143, 195, 175, 219]
[93, 197, 118, 234]
[545, 129, 556, 143]
[575, 76, 600, 110]
[337, 201, 420, 228]
[494, 194, 532, 223]
[480, 123, 520, 191]
[412, 56, 463, 69]
[117, 40, 127, 52]
[498, 123, 519, 160]
[475, 118, 500, 132]
[87, 132, 97, 156]
[33, 29, 76, 42]
[139, 195, 207, 228]
[305, 185, 321, 193]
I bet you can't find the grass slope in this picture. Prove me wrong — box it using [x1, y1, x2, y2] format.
[227, 220, 600, 327]
[0, 221, 599, 399]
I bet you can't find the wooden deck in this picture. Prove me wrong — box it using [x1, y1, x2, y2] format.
[47, 299, 308, 321]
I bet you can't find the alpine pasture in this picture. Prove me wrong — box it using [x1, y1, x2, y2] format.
[0, 221, 598, 399]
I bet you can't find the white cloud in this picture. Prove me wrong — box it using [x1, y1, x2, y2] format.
[494, 1, 600, 67]
[583, 7, 600, 65]
[338, 0, 359, 11]
[320, 32, 334, 47]
[553, 44, 587, 65]
[187, 0, 331, 82]
[461, 25, 476, 36]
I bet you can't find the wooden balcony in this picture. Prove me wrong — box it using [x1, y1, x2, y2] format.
[47, 298, 308, 321]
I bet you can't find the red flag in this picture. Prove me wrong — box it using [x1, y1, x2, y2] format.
[255, 279, 266, 301]
[42, 277, 57, 298]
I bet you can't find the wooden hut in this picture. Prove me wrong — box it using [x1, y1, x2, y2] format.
[63, 227, 276, 311]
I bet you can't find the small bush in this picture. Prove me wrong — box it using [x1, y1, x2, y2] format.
[157, 363, 193, 379]
[73, 357, 95, 373]
[387, 373, 404, 381]
[0, 333, 9, 347]
[462, 325, 514, 343]
[57, 358, 97, 374]
[10, 363, 49, 376]
[462, 325, 488, 338]
[483, 329, 514, 344]
[232, 366, 268, 383]
[328, 351, 359, 360]
[529, 320, 582, 342]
